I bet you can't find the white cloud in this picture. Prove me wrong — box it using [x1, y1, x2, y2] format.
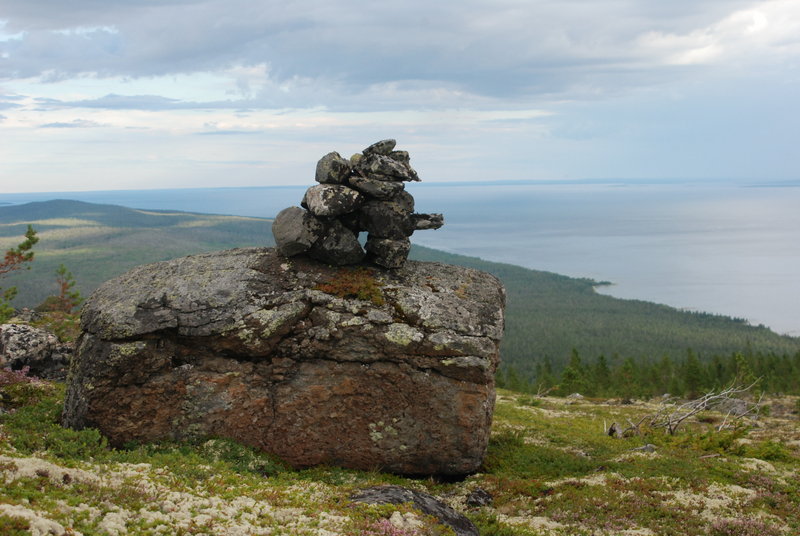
[637, 0, 800, 66]
[39, 118, 107, 128]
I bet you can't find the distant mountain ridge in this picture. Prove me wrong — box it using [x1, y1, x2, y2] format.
[2, 199, 798, 380]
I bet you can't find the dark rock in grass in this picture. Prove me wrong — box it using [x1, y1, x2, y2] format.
[315, 151, 352, 184]
[62, 248, 505, 476]
[351, 485, 479, 536]
[272, 206, 324, 256]
[307, 219, 365, 265]
[365, 236, 411, 269]
[465, 488, 493, 507]
[304, 184, 364, 218]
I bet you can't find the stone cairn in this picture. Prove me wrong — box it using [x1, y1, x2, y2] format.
[272, 139, 444, 268]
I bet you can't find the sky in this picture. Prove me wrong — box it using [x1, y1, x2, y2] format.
[1, 0, 799, 192]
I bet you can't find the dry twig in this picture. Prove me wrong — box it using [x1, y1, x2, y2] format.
[647, 381, 762, 435]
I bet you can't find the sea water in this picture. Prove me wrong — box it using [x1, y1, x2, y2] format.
[2, 180, 798, 336]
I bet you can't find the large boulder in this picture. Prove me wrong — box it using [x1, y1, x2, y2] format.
[62, 248, 505, 476]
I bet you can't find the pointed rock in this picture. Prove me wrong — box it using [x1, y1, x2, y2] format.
[412, 213, 444, 230]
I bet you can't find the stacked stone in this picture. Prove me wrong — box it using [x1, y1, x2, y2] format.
[272, 139, 444, 268]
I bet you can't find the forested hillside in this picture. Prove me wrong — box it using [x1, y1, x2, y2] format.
[2, 199, 799, 393]
[408, 248, 800, 393]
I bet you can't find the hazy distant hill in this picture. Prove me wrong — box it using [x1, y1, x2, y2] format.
[2, 199, 798, 379]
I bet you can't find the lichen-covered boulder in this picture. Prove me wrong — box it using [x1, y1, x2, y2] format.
[0, 323, 72, 381]
[303, 184, 364, 218]
[62, 248, 505, 476]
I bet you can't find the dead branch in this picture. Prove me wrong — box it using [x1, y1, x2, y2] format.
[645, 380, 762, 435]
[535, 384, 557, 398]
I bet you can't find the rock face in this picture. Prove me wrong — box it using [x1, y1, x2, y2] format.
[0, 323, 72, 381]
[273, 140, 443, 269]
[62, 248, 505, 476]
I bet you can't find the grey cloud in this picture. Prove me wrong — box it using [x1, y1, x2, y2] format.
[39, 119, 106, 128]
[194, 130, 263, 136]
[56, 94, 186, 110]
[0, 0, 769, 104]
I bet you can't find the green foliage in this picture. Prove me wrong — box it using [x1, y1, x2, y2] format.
[746, 440, 793, 462]
[315, 267, 385, 306]
[663, 427, 749, 456]
[468, 513, 524, 536]
[0, 514, 30, 535]
[505, 348, 800, 399]
[0, 224, 38, 323]
[483, 428, 597, 480]
[29, 263, 84, 341]
[195, 437, 288, 476]
[2, 393, 110, 459]
[39, 264, 83, 314]
[0, 367, 55, 409]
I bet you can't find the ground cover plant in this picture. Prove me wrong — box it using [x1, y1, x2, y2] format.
[1, 369, 798, 535]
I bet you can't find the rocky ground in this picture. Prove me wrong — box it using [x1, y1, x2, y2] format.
[1, 372, 798, 535]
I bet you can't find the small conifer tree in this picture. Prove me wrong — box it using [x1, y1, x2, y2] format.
[0, 225, 38, 323]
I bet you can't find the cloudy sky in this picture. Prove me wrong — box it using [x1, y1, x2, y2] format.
[1, 0, 799, 192]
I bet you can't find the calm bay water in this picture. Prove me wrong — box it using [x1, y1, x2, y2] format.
[2, 180, 799, 336]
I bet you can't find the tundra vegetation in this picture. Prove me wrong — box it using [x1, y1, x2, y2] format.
[0, 372, 798, 535]
[1, 201, 800, 534]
